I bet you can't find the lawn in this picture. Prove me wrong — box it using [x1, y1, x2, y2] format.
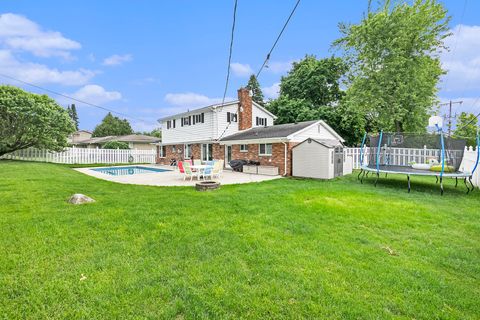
[1, 161, 479, 319]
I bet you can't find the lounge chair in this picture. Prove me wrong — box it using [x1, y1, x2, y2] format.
[203, 163, 214, 180]
[193, 159, 202, 166]
[182, 161, 196, 181]
[177, 161, 185, 174]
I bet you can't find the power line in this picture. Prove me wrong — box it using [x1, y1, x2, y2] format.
[255, 0, 301, 79]
[0, 73, 156, 125]
[220, 0, 238, 107]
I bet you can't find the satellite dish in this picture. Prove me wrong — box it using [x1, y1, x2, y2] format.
[428, 115, 443, 128]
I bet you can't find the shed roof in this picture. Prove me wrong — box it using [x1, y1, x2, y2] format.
[293, 138, 344, 149]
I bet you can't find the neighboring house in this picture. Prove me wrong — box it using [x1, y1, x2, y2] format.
[157, 87, 345, 176]
[74, 134, 160, 150]
[68, 130, 92, 144]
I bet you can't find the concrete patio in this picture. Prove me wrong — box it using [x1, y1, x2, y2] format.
[75, 164, 281, 187]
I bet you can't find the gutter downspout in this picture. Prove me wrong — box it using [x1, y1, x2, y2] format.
[282, 142, 288, 176]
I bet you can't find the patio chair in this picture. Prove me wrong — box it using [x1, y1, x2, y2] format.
[182, 161, 196, 181]
[210, 161, 222, 179]
[202, 163, 214, 180]
[193, 159, 202, 166]
[177, 161, 185, 174]
[184, 159, 193, 166]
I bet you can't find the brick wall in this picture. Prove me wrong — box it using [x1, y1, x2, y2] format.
[238, 88, 252, 130]
[229, 142, 298, 176]
[156, 143, 225, 164]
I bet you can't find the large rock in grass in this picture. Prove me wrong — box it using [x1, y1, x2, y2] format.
[68, 194, 95, 205]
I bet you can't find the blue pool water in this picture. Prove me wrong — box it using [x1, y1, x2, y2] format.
[92, 166, 171, 176]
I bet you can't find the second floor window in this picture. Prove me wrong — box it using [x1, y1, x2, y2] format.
[256, 117, 267, 126]
[181, 116, 191, 126]
[227, 112, 237, 123]
[166, 119, 176, 129]
[192, 113, 204, 124]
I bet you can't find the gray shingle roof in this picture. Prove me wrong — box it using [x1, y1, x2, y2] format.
[221, 120, 318, 141]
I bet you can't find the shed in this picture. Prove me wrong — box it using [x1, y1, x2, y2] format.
[292, 138, 352, 179]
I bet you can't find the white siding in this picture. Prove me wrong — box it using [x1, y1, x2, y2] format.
[215, 103, 240, 139]
[252, 104, 275, 127]
[292, 141, 333, 179]
[290, 122, 339, 142]
[161, 110, 215, 144]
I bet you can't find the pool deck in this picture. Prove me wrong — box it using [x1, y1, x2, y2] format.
[75, 164, 282, 187]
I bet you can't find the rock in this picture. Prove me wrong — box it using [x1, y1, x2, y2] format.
[68, 194, 95, 205]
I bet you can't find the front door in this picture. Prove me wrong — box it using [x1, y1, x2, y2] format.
[334, 147, 344, 177]
[225, 145, 232, 168]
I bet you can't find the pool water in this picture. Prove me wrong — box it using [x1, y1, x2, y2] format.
[92, 166, 171, 176]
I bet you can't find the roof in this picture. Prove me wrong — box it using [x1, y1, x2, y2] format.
[73, 130, 92, 134]
[221, 120, 319, 142]
[157, 100, 276, 122]
[293, 138, 343, 149]
[76, 134, 160, 145]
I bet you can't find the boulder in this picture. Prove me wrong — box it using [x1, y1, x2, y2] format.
[68, 194, 95, 205]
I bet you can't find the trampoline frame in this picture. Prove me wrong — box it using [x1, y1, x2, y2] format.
[357, 131, 479, 195]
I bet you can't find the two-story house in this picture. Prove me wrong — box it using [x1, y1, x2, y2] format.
[157, 88, 344, 175]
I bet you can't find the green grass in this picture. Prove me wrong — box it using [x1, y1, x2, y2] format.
[1, 161, 479, 319]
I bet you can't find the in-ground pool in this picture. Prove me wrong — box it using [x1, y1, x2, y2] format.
[92, 166, 171, 176]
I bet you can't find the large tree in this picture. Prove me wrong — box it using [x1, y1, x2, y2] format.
[453, 112, 479, 147]
[67, 104, 79, 131]
[0, 85, 75, 156]
[246, 74, 265, 105]
[334, 0, 450, 133]
[92, 112, 133, 137]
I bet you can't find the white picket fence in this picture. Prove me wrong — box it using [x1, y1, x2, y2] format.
[1, 147, 156, 164]
[346, 146, 479, 186]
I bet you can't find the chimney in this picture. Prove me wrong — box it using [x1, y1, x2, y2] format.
[238, 87, 253, 130]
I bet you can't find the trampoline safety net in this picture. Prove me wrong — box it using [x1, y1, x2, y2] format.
[364, 132, 466, 173]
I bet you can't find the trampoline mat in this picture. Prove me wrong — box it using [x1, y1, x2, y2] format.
[362, 165, 471, 177]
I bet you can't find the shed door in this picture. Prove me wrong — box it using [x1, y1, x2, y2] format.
[334, 146, 343, 177]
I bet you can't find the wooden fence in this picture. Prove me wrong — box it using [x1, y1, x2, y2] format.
[1, 147, 156, 164]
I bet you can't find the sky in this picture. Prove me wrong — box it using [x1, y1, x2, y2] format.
[1, 0, 479, 132]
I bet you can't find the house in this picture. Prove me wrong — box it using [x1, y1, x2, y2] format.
[157, 88, 344, 176]
[73, 134, 160, 150]
[68, 130, 92, 144]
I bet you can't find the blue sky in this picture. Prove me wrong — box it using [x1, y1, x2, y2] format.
[1, 0, 479, 132]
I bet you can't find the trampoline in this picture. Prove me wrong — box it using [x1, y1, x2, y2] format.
[357, 131, 479, 195]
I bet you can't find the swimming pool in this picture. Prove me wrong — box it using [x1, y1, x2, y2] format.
[92, 166, 171, 176]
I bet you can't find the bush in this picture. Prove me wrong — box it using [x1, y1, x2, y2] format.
[101, 141, 130, 150]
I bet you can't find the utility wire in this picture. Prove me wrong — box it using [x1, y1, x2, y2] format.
[255, 0, 301, 79]
[220, 0, 238, 107]
[0, 73, 156, 125]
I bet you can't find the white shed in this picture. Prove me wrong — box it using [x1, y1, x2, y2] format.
[292, 138, 353, 179]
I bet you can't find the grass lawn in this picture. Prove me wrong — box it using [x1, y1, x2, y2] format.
[1, 161, 479, 319]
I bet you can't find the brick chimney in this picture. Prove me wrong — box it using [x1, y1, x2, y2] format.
[238, 87, 252, 130]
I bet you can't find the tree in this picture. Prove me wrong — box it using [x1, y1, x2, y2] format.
[92, 112, 133, 137]
[67, 104, 79, 131]
[101, 141, 130, 149]
[246, 74, 265, 105]
[0, 85, 75, 156]
[453, 112, 479, 147]
[334, 0, 450, 133]
[266, 55, 347, 124]
[136, 128, 161, 138]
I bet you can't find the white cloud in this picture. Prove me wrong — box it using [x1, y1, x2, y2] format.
[0, 49, 95, 85]
[262, 82, 280, 99]
[0, 13, 81, 59]
[230, 62, 253, 77]
[69, 84, 122, 105]
[164, 92, 233, 108]
[102, 54, 132, 66]
[265, 60, 294, 74]
[441, 25, 480, 92]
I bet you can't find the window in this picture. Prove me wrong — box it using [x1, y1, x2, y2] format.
[184, 144, 192, 158]
[201, 143, 213, 161]
[193, 113, 204, 125]
[172, 146, 176, 153]
[181, 116, 191, 126]
[256, 117, 267, 126]
[227, 112, 237, 123]
[240, 144, 248, 152]
[259, 143, 272, 156]
[166, 119, 176, 129]
[158, 145, 166, 158]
